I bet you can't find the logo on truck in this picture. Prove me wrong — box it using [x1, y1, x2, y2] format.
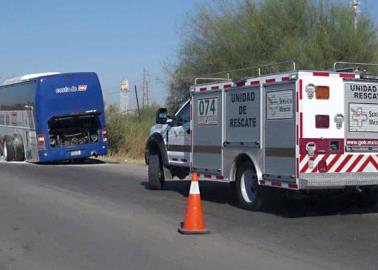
[349, 103, 378, 132]
[266, 91, 293, 120]
[351, 107, 368, 127]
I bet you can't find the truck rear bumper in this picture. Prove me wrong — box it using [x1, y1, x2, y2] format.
[299, 173, 378, 189]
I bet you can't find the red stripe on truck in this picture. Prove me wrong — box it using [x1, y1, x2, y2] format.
[334, 154, 353, 172]
[326, 154, 341, 171]
[313, 72, 329, 77]
[339, 73, 356, 79]
[312, 154, 329, 173]
[346, 155, 364, 172]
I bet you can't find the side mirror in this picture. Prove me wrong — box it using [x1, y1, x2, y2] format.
[156, 108, 168, 124]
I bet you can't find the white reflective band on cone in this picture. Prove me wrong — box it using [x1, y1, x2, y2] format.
[189, 181, 200, 195]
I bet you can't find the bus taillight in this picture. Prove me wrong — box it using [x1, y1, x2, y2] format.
[102, 127, 108, 142]
[37, 133, 45, 148]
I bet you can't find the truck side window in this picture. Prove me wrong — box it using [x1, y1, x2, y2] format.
[176, 103, 190, 126]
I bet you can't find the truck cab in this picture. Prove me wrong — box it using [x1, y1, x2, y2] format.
[145, 100, 191, 189]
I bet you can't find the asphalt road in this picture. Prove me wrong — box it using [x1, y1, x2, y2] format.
[0, 160, 376, 270]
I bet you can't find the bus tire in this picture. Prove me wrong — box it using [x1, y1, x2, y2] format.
[3, 136, 15, 162]
[13, 135, 25, 161]
[235, 160, 263, 211]
[148, 152, 164, 190]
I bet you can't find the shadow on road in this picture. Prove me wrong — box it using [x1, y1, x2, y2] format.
[35, 158, 111, 166]
[142, 180, 378, 218]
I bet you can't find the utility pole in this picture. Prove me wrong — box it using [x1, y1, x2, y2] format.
[352, 0, 360, 30]
[142, 68, 150, 108]
[134, 85, 141, 119]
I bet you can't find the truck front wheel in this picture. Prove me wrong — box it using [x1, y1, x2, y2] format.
[148, 152, 165, 190]
[235, 161, 263, 210]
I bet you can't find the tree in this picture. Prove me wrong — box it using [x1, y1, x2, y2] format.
[166, 0, 378, 111]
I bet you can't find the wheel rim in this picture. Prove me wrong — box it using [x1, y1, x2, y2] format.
[240, 169, 256, 203]
[3, 142, 7, 160]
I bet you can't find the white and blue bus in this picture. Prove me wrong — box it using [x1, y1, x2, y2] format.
[0, 72, 108, 162]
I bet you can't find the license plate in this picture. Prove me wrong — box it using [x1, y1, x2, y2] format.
[70, 150, 81, 156]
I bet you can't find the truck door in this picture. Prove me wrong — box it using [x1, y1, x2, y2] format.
[192, 90, 223, 175]
[344, 80, 378, 172]
[264, 81, 296, 177]
[166, 102, 190, 167]
[299, 75, 345, 174]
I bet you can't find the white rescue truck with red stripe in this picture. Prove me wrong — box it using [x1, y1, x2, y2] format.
[146, 61, 378, 210]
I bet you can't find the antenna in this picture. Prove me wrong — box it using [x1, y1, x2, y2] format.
[352, 0, 360, 30]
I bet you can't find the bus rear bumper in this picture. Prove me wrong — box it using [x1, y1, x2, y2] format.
[299, 173, 378, 189]
[38, 144, 107, 162]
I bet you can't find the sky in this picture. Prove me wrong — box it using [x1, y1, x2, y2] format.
[0, 0, 377, 108]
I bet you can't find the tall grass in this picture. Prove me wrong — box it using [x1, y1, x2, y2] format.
[105, 105, 158, 160]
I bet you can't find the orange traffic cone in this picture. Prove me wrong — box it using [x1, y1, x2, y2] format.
[178, 172, 209, 234]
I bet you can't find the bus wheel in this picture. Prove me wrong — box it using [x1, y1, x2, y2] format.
[3, 137, 15, 162]
[235, 161, 262, 211]
[13, 135, 25, 161]
[148, 152, 164, 190]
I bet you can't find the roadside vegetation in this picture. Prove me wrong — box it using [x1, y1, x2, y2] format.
[106, 0, 378, 160]
[105, 105, 158, 161]
[166, 0, 378, 111]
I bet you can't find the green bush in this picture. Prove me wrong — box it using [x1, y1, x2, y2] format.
[105, 105, 158, 160]
[167, 0, 378, 111]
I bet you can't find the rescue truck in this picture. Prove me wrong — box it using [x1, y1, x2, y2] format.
[146, 61, 378, 210]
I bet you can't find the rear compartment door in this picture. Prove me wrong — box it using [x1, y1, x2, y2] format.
[264, 81, 296, 177]
[345, 80, 378, 155]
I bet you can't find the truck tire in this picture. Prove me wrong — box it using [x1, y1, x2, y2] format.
[235, 161, 263, 210]
[148, 152, 165, 190]
[3, 136, 15, 162]
[13, 135, 25, 161]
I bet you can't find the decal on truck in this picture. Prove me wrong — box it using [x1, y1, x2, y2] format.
[197, 97, 218, 125]
[349, 103, 378, 132]
[266, 90, 293, 120]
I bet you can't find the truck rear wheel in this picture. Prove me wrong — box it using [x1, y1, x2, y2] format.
[148, 152, 165, 190]
[3, 137, 15, 162]
[235, 161, 262, 210]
